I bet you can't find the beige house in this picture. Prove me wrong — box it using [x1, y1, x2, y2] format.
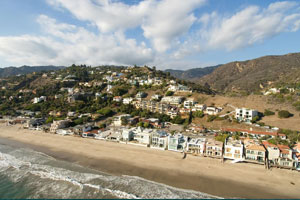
[205, 139, 223, 159]
[244, 139, 266, 164]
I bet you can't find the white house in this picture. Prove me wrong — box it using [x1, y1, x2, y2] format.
[150, 130, 168, 150]
[123, 97, 133, 105]
[205, 106, 222, 115]
[56, 129, 74, 136]
[113, 96, 123, 102]
[113, 114, 131, 126]
[184, 98, 196, 109]
[264, 88, 280, 95]
[192, 104, 207, 112]
[161, 96, 183, 105]
[168, 134, 188, 152]
[122, 128, 135, 142]
[33, 96, 47, 104]
[224, 138, 244, 160]
[132, 127, 152, 146]
[186, 138, 207, 155]
[235, 108, 258, 122]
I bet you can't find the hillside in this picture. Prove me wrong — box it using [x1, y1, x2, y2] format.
[0, 65, 65, 78]
[165, 65, 220, 81]
[197, 53, 300, 93]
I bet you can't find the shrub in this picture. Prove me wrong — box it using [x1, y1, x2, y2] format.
[278, 110, 292, 118]
[193, 111, 204, 118]
[264, 109, 275, 116]
[207, 115, 217, 122]
[165, 91, 174, 96]
[171, 116, 185, 124]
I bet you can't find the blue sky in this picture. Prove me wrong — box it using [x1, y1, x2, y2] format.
[0, 0, 300, 70]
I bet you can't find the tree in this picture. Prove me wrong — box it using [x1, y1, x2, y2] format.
[97, 108, 113, 117]
[278, 110, 292, 118]
[207, 115, 217, 122]
[264, 109, 275, 116]
[121, 116, 128, 125]
[171, 116, 185, 124]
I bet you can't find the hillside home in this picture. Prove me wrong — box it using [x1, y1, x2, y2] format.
[244, 139, 266, 164]
[192, 104, 207, 112]
[224, 138, 244, 160]
[205, 106, 222, 115]
[184, 98, 196, 109]
[264, 88, 280, 95]
[168, 134, 188, 152]
[33, 96, 46, 104]
[186, 138, 207, 155]
[151, 130, 169, 150]
[136, 91, 147, 99]
[235, 108, 258, 122]
[113, 114, 131, 126]
[113, 96, 123, 102]
[161, 96, 183, 105]
[205, 139, 223, 159]
[123, 97, 133, 105]
[151, 94, 161, 100]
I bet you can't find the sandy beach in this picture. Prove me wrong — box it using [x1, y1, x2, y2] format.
[0, 124, 300, 199]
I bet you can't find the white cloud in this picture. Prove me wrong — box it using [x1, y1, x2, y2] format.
[199, 1, 300, 51]
[141, 0, 206, 52]
[47, 0, 206, 52]
[0, 15, 154, 66]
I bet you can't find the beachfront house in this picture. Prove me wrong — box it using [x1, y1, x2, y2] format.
[244, 139, 266, 164]
[56, 128, 74, 136]
[122, 128, 135, 142]
[262, 141, 295, 168]
[235, 108, 258, 122]
[186, 138, 207, 155]
[293, 143, 300, 170]
[224, 138, 244, 160]
[150, 130, 169, 150]
[168, 134, 188, 152]
[132, 127, 152, 146]
[205, 139, 223, 159]
[50, 120, 70, 134]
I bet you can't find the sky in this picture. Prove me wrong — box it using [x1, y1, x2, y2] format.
[0, 0, 300, 70]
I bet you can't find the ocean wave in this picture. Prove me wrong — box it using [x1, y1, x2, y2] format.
[0, 145, 221, 199]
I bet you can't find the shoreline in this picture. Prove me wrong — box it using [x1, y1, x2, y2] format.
[0, 124, 300, 199]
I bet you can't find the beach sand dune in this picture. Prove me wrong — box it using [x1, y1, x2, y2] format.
[0, 124, 299, 199]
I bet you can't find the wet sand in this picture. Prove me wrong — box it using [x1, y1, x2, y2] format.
[0, 124, 299, 199]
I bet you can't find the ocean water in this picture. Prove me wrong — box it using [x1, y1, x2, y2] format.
[0, 142, 221, 199]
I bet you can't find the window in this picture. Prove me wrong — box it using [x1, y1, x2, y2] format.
[235, 150, 240, 154]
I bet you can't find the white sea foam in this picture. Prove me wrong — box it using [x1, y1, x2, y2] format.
[0, 145, 223, 199]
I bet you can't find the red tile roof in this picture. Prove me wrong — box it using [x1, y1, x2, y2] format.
[222, 128, 285, 137]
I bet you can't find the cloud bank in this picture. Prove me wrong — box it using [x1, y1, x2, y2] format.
[0, 0, 300, 69]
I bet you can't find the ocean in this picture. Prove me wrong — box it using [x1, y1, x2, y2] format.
[0, 141, 220, 199]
